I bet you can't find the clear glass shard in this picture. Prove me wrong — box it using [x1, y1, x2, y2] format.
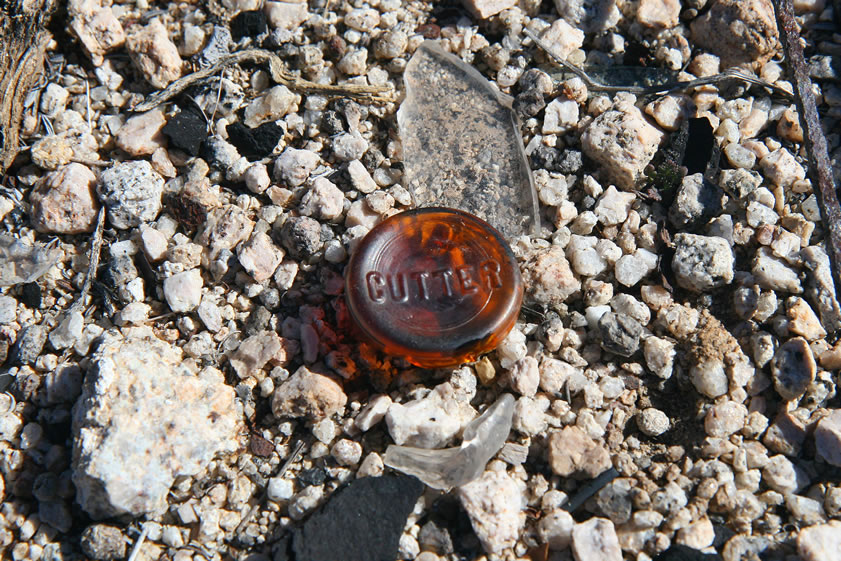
[0, 234, 62, 287]
[383, 393, 515, 489]
[397, 42, 540, 240]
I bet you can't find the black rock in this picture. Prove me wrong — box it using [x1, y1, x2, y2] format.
[163, 107, 207, 156]
[230, 10, 267, 42]
[292, 474, 424, 561]
[297, 467, 327, 487]
[555, 149, 583, 173]
[321, 110, 345, 135]
[226, 121, 284, 160]
[20, 282, 41, 308]
[598, 312, 642, 357]
[654, 544, 722, 561]
[418, 521, 454, 555]
[529, 145, 560, 171]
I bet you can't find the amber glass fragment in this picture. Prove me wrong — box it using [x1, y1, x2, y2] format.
[345, 208, 523, 368]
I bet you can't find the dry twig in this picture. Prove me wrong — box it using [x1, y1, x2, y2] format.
[70, 207, 105, 313]
[775, 0, 841, 310]
[133, 49, 393, 113]
[525, 29, 792, 99]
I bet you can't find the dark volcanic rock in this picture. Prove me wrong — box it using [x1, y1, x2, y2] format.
[292, 474, 424, 561]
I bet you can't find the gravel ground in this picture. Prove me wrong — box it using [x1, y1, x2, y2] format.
[1, 0, 841, 560]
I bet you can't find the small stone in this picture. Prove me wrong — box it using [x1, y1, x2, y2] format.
[539, 17, 585, 61]
[458, 470, 525, 554]
[332, 132, 368, 161]
[115, 110, 167, 156]
[300, 177, 344, 220]
[11, 325, 48, 365]
[70, 4, 126, 64]
[385, 382, 476, 448]
[330, 439, 362, 466]
[80, 524, 127, 561]
[243, 85, 297, 127]
[30, 163, 99, 234]
[548, 425, 611, 478]
[226, 122, 284, 160]
[72, 329, 241, 518]
[238, 232, 284, 283]
[347, 160, 377, 193]
[637, 408, 670, 436]
[672, 233, 734, 292]
[461, 0, 516, 18]
[594, 186, 635, 226]
[274, 148, 319, 186]
[614, 248, 658, 287]
[786, 297, 826, 341]
[763, 454, 806, 494]
[571, 518, 622, 561]
[354, 395, 392, 432]
[644, 336, 675, 379]
[272, 365, 347, 420]
[280, 215, 323, 259]
[543, 96, 579, 135]
[230, 331, 288, 379]
[724, 143, 757, 169]
[163, 269, 203, 313]
[797, 520, 841, 561]
[704, 401, 748, 437]
[264, 1, 308, 30]
[374, 30, 408, 60]
[196, 205, 255, 260]
[507, 356, 539, 397]
[243, 164, 271, 194]
[690, 359, 729, 398]
[598, 312, 642, 357]
[98, 161, 164, 230]
[689, 0, 779, 69]
[771, 337, 816, 401]
[49, 310, 85, 350]
[637, 0, 680, 28]
[752, 248, 802, 293]
[162, 107, 207, 156]
[581, 97, 664, 190]
[669, 173, 724, 229]
[815, 410, 841, 467]
[267, 477, 294, 502]
[760, 148, 806, 189]
[126, 19, 183, 88]
[537, 509, 574, 550]
[524, 246, 581, 308]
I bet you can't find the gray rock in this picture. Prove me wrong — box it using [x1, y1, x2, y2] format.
[668, 173, 724, 229]
[98, 160, 164, 229]
[280, 216, 323, 259]
[11, 325, 48, 365]
[771, 337, 816, 401]
[385, 382, 476, 448]
[801, 246, 841, 333]
[39, 500, 72, 532]
[0, 295, 16, 324]
[720, 168, 762, 200]
[815, 410, 841, 467]
[72, 328, 241, 518]
[672, 233, 734, 292]
[598, 312, 642, 357]
[196, 205, 255, 261]
[80, 524, 127, 560]
[753, 247, 802, 293]
[596, 478, 633, 524]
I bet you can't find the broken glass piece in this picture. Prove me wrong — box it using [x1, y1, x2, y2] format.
[383, 393, 515, 490]
[0, 234, 62, 287]
[397, 42, 539, 240]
